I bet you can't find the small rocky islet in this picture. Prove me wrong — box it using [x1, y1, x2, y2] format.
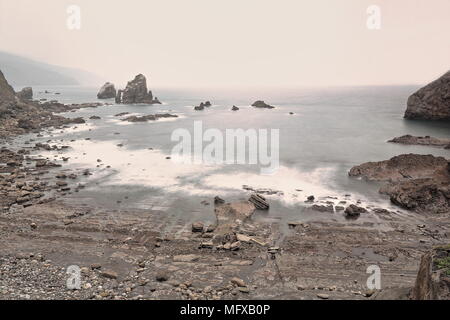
[0, 68, 450, 300]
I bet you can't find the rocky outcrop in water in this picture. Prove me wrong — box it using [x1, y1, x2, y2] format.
[16, 87, 33, 100]
[97, 82, 116, 99]
[412, 245, 450, 300]
[350, 154, 450, 213]
[389, 135, 450, 149]
[404, 71, 450, 120]
[251, 100, 275, 109]
[115, 74, 161, 105]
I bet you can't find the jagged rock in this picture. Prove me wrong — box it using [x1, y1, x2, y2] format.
[231, 105, 239, 111]
[97, 82, 116, 99]
[119, 74, 160, 104]
[388, 135, 450, 148]
[412, 245, 450, 300]
[0, 70, 16, 105]
[350, 154, 450, 213]
[404, 70, 450, 120]
[311, 204, 334, 213]
[344, 204, 367, 219]
[16, 87, 33, 100]
[248, 194, 269, 210]
[251, 100, 275, 109]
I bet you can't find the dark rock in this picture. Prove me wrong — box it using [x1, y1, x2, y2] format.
[311, 204, 334, 213]
[344, 204, 367, 219]
[404, 70, 450, 120]
[248, 194, 269, 210]
[97, 82, 116, 99]
[251, 100, 275, 109]
[119, 74, 160, 104]
[231, 105, 239, 111]
[89, 116, 101, 120]
[214, 196, 225, 205]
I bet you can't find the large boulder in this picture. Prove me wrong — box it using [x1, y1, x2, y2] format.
[412, 245, 450, 300]
[97, 82, 116, 99]
[251, 100, 275, 109]
[118, 74, 160, 104]
[16, 87, 33, 100]
[404, 71, 450, 120]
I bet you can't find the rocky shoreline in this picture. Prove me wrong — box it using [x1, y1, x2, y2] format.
[1, 69, 450, 300]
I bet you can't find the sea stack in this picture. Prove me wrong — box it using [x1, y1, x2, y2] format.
[116, 74, 161, 105]
[97, 82, 116, 99]
[404, 70, 450, 120]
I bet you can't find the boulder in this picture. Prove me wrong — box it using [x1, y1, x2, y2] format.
[251, 100, 275, 109]
[404, 70, 450, 120]
[97, 82, 116, 99]
[411, 245, 450, 300]
[248, 194, 270, 210]
[16, 87, 33, 100]
[231, 105, 239, 111]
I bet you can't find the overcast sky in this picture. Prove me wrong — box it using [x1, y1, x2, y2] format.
[0, 0, 449, 87]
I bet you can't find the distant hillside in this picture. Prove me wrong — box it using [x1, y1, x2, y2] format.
[0, 51, 103, 86]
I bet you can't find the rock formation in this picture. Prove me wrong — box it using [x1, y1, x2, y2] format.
[231, 105, 239, 111]
[404, 71, 450, 120]
[16, 87, 33, 100]
[412, 245, 450, 300]
[389, 135, 450, 148]
[251, 100, 275, 109]
[349, 154, 450, 213]
[115, 74, 161, 105]
[122, 113, 178, 122]
[0, 69, 16, 105]
[97, 82, 116, 99]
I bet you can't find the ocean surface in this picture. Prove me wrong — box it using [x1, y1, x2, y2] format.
[13, 85, 450, 230]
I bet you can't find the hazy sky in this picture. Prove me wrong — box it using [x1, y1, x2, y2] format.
[0, 0, 449, 87]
